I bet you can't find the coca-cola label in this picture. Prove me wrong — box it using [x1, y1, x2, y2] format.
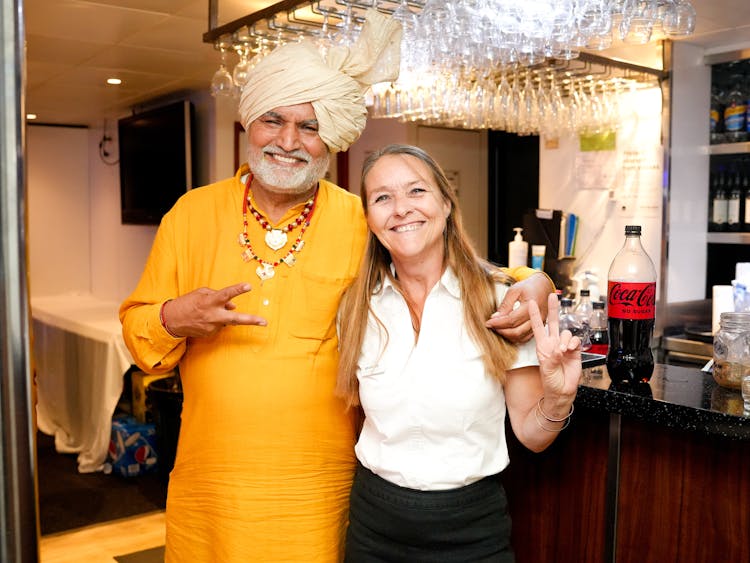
[607, 281, 656, 320]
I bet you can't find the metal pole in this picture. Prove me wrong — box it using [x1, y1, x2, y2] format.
[0, 0, 40, 560]
[603, 413, 622, 563]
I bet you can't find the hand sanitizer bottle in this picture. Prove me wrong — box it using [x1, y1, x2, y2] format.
[508, 227, 528, 268]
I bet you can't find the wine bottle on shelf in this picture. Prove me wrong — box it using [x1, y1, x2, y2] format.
[739, 168, 747, 232]
[712, 170, 729, 232]
[728, 169, 742, 231]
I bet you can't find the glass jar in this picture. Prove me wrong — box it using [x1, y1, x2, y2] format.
[712, 312, 750, 390]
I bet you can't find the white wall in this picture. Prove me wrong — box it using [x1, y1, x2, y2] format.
[27, 126, 91, 297]
[539, 86, 664, 298]
[666, 41, 711, 302]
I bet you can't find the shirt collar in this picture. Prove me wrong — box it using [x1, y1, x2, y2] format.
[376, 264, 461, 300]
[440, 266, 461, 299]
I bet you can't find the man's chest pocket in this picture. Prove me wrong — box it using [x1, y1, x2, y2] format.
[288, 270, 354, 342]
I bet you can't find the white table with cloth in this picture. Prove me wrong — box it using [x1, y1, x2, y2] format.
[31, 293, 134, 473]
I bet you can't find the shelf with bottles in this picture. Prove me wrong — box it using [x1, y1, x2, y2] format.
[707, 154, 750, 235]
[709, 59, 750, 149]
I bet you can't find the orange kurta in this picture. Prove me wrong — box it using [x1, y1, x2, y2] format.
[120, 166, 368, 562]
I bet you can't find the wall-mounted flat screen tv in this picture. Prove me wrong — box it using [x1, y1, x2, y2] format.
[118, 100, 195, 225]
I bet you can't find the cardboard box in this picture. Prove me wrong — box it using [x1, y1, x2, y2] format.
[131, 370, 173, 423]
[108, 416, 157, 478]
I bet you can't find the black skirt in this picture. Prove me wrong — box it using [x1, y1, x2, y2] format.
[344, 462, 515, 563]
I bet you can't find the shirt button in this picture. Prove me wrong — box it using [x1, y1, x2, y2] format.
[262, 299, 269, 306]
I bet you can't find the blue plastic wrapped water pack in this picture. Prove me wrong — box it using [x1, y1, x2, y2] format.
[107, 416, 158, 477]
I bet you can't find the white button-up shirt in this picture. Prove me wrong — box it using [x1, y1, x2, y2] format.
[354, 267, 539, 490]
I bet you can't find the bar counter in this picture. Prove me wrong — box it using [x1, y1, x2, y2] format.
[577, 363, 750, 440]
[501, 363, 750, 563]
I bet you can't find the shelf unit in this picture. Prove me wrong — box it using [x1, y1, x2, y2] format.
[707, 142, 750, 243]
[706, 232, 750, 244]
[709, 142, 750, 155]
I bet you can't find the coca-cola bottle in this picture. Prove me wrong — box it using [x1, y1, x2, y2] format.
[589, 301, 609, 355]
[606, 225, 657, 384]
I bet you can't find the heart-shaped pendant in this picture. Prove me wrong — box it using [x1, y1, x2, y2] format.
[265, 229, 287, 251]
[256, 263, 275, 280]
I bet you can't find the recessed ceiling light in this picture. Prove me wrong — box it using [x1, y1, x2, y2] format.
[107, 78, 122, 85]
[26, 113, 37, 120]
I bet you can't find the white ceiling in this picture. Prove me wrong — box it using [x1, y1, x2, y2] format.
[24, 0, 750, 127]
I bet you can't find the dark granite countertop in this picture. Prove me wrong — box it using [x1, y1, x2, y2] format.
[577, 363, 750, 440]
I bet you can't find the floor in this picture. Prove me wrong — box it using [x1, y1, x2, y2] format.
[39, 510, 165, 563]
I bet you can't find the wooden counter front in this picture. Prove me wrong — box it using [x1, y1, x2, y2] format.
[501, 365, 750, 563]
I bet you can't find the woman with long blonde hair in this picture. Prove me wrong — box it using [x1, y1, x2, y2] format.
[337, 144, 581, 561]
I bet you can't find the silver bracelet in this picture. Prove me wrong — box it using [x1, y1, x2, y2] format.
[534, 404, 571, 432]
[537, 396, 574, 422]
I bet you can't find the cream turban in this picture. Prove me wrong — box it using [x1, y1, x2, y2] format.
[238, 9, 402, 153]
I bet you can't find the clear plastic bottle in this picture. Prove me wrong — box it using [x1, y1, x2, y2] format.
[589, 301, 609, 356]
[606, 225, 657, 385]
[559, 298, 589, 349]
[724, 73, 747, 143]
[574, 289, 593, 351]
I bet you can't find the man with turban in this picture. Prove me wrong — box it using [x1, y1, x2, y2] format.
[120, 9, 552, 562]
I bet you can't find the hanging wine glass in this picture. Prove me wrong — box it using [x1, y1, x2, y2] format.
[391, 0, 417, 33]
[333, 4, 358, 48]
[469, 79, 486, 129]
[507, 73, 522, 133]
[211, 36, 234, 97]
[545, 73, 564, 138]
[494, 71, 512, 130]
[619, 0, 656, 44]
[315, 12, 335, 58]
[535, 71, 549, 135]
[232, 33, 254, 96]
[586, 80, 603, 134]
[662, 0, 696, 36]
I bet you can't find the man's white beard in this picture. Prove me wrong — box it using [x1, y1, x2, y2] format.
[248, 145, 330, 195]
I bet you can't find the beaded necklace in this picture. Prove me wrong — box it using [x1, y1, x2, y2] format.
[238, 174, 318, 281]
